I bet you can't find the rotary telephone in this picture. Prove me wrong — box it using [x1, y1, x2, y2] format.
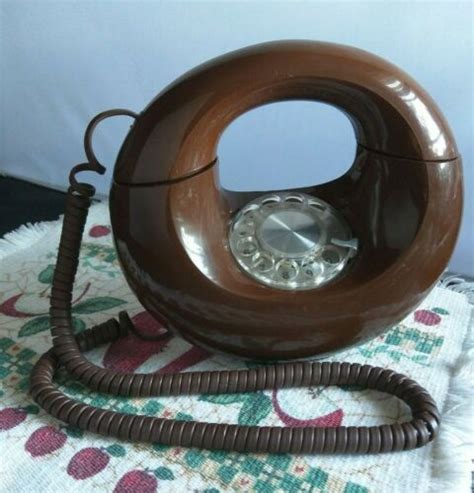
[30, 41, 462, 454]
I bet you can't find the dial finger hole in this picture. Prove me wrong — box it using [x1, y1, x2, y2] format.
[237, 238, 258, 257]
[235, 222, 253, 236]
[276, 259, 299, 280]
[261, 195, 281, 209]
[252, 252, 274, 272]
[243, 205, 259, 221]
[308, 200, 326, 212]
[284, 194, 304, 204]
[302, 258, 322, 279]
[322, 248, 341, 265]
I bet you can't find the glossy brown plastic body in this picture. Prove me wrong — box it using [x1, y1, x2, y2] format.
[110, 40, 462, 360]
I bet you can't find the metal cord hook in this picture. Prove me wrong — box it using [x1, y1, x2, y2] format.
[69, 109, 138, 195]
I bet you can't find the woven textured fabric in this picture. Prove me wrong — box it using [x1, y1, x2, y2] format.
[0, 202, 472, 493]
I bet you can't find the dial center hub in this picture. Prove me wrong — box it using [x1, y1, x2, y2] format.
[259, 210, 320, 257]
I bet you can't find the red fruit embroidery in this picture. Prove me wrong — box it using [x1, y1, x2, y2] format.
[67, 447, 110, 480]
[0, 293, 42, 318]
[25, 426, 67, 457]
[103, 312, 170, 372]
[89, 225, 111, 237]
[114, 470, 158, 493]
[0, 407, 27, 430]
[131, 311, 167, 338]
[414, 309, 441, 326]
[103, 333, 170, 372]
[158, 346, 211, 374]
[272, 390, 344, 427]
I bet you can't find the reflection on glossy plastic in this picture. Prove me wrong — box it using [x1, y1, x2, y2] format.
[110, 41, 462, 360]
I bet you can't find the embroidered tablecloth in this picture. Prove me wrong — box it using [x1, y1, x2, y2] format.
[0, 203, 472, 492]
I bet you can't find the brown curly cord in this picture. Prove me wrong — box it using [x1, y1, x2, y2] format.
[30, 111, 441, 453]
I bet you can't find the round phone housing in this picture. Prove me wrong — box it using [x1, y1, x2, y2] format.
[110, 41, 462, 360]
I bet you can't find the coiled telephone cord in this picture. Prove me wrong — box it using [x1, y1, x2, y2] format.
[29, 110, 440, 454]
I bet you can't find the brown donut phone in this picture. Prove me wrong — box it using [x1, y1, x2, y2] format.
[111, 40, 462, 360]
[30, 41, 462, 454]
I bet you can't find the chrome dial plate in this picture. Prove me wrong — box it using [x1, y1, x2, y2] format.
[229, 192, 358, 290]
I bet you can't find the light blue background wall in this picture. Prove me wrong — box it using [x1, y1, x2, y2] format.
[1, 1, 472, 274]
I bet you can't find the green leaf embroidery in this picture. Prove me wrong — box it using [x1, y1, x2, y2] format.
[70, 317, 86, 333]
[24, 404, 40, 414]
[432, 307, 449, 315]
[238, 392, 272, 426]
[38, 264, 55, 284]
[19, 316, 50, 337]
[153, 466, 175, 480]
[199, 394, 247, 405]
[175, 412, 193, 421]
[106, 444, 126, 457]
[19, 316, 85, 337]
[64, 426, 84, 438]
[72, 297, 125, 314]
[152, 443, 172, 452]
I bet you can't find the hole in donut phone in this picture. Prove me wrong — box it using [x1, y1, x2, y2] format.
[218, 102, 356, 192]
